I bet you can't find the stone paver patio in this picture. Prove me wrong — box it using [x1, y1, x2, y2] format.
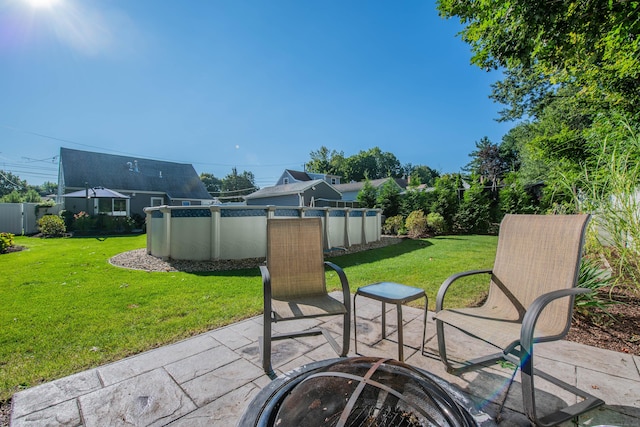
[10, 292, 640, 426]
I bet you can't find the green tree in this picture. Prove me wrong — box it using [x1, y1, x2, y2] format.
[400, 188, 431, 218]
[32, 181, 58, 196]
[307, 146, 331, 174]
[0, 170, 26, 197]
[24, 189, 42, 203]
[306, 146, 347, 177]
[376, 180, 402, 218]
[356, 179, 377, 208]
[438, 0, 640, 213]
[200, 172, 223, 195]
[437, 0, 640, 118]
[429, 174, 461, 233]
[498, 172, 534, 215]
[220, 168, 258, 201]
[465, 137, 508, 194]
[454, 179, 492, 234]
[406, 164, 439, 187]
[342, 147, 402, 181]
[221, 168, 257, 198]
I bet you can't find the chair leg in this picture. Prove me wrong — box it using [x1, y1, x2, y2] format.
[341, 311, 350, 357]
[261, 311, 275, 378]
[435, 319, 454, 373]
[520, 349, 604, 427]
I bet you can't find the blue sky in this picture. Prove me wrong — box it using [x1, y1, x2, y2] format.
[0, 0, 514, 188]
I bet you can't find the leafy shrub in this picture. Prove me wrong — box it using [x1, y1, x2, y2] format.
[426, 212, 447, 235]
[74, 211, 93, 233]
[499, 172, 535, 214]
[405, 210, 428, 238]
[0, 232, 15, 253]
[36, 200, 56, 209]
[382, 215, 405, 236]
[100, 215, 137, 233]
[2, 190, 22, 203]
[121, 216, 137, 232]
[37, 215, 66, 237]
[60, 210, 75, 230]
[575, 257, 616, 321]
[130, 213, 145, 230]
[565, 117, 640, 290]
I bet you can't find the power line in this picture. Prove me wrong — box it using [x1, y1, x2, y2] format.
[1, 124, 306, 170]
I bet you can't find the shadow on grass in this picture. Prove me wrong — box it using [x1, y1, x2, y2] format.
[185, 239, 430, 277]
[324, 238, 431, 269]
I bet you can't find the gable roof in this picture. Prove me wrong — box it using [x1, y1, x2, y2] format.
[244, 179, 340, 200]
[284, 169, 313, 181]
[59, 148, 212, 199]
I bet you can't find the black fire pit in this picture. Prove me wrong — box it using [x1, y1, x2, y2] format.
[239, 357, 496, 427]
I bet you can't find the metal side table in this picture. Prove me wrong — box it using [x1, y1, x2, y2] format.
[354, 281, 428, 361]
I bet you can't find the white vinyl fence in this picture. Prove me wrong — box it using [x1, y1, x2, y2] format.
[0, 203, 63, 235]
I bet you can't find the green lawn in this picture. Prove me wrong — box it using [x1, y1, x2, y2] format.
[1, 234, 497, 401]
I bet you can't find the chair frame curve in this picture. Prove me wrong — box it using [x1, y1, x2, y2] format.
[260, 219, 351, 379]
[434, 214, 604, 426]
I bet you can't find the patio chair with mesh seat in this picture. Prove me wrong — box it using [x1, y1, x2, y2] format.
[434, 214, 604, 426]
[260, 218, 351, 378]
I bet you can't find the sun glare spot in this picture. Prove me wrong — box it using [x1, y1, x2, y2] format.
[24, 0, 61, 9]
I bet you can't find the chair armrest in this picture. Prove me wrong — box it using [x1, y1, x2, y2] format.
[325, 261, 351, 306]
[520, 287, 591, 352]
[436, 269, 492, 312]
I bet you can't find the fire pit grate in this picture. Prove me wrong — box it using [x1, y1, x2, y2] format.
[239, 357, 497, 427]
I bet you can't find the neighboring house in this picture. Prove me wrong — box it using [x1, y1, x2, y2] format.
[277, 169, 341, 186]
[58, 148, 213, 218]
[244, 179, 342, 207]
[334, 178, 406, 202]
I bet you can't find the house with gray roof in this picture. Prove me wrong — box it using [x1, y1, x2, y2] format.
[58, 148, 212, 218]
[277, 169, 341, 186]
[244, 179, 342, 207]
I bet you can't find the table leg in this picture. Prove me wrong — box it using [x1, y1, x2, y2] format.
[353, 293, 359, 355]
[422, 296, 428, 356]
[397, 303, 404, 361]
[381, 301, 386, 339]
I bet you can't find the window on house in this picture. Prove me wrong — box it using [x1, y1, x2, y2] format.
[113, 199, 127, 216]
[331, 178, 338, 185]
[283, 178, 289, 184]
[151, 197, 163, 207]
[98, 198, 111, 214]
[182, 201, 191, 206]
[97, 198, 127, 216]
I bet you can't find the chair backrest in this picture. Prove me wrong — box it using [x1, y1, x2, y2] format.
[266, 218, 327, 299]
[486, 214, 590, 336]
